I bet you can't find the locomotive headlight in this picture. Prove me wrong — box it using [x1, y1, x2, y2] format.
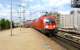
[53, 25, 56, 28]
[45, 25, 48, 28]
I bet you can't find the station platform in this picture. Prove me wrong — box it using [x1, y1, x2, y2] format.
[0, 28, 66, 50]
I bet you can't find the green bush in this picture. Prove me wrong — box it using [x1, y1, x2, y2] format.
[0, 19, 6, 30]
[0, 19, 15, 30]
[5, 20, 10, 29]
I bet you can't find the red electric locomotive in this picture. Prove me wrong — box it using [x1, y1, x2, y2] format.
[32, 15, 57, 36]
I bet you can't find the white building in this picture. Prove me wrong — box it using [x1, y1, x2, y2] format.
[60, 14, 74, 29]
[60, 8, 80, 31]
[71, 8, 80, 30]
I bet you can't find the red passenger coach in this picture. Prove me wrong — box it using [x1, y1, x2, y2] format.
[32, 15, 57, 36]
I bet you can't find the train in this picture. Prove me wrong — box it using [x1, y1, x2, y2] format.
[32, 15, 58, 36]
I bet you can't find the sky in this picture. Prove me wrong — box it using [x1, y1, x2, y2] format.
[0, 0, 72, 21]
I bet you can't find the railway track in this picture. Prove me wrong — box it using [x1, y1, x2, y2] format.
[54, 31, 80, 49]
[36, 29, 80, 50]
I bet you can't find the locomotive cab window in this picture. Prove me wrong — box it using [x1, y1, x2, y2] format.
[44, 18, 55, 24]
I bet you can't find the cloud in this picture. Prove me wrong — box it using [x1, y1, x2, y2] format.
[58, 10, 70, 14]
[19, 0, 33, 4]
[48, 0, 71, 7]
[0, 0, 72, 20]
[0, 4, 3, 9]
[0, 3, 19, 20]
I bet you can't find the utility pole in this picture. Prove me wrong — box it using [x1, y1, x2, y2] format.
[22, 6, 26, 27]
[19, 4, 26, 27]
[19, 6, 22, 31]
[10, 0, 13, 36]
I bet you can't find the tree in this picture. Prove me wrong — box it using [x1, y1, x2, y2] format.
[0, 19, 6, 30]
[0, 19, 15, 30]
[0, 20, 1, 30]
[5, 20, 10, 29]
